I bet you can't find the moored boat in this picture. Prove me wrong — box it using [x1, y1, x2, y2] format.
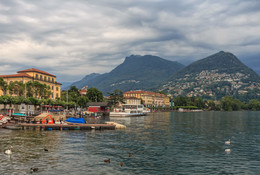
[110, 104, 150, 117]
[0, 115, 11, 126]
[3, 124, 22, 130]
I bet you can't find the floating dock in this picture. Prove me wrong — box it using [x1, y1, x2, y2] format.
[3, 122, 126, 131]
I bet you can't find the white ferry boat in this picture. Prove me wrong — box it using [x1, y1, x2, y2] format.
[110, 104, 150, 117]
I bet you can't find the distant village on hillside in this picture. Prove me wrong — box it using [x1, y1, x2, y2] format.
[162, 70, 260, 99]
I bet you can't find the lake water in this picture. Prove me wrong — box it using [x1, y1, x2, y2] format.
[0, 111, 259, 175]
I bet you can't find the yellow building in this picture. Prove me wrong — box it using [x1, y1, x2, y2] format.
[124, 90, 170, 107]
[0, 68, 61, 99]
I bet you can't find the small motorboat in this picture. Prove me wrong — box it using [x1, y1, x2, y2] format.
[3, 124, 22, 130]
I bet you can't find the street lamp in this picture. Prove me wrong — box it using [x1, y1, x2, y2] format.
[24, 81, 27, 98]
[66, 89, 68, 109]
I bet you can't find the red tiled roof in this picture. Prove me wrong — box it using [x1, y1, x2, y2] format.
[0, 73, 32, 78]
[55, 81, 62, 85]
[79, 89, 87, 92]
[18, 68, 56, 77]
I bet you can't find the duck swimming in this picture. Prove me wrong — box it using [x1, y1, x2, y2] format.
[4, 146, 13, 155]
[104, 159, 110, 163]
[225, 139, 231, 145]
[30, 167, 39, 173]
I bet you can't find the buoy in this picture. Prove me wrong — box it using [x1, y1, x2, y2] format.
[120, 162, 124, 167]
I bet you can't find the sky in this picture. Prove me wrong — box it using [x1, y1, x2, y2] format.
[0, 0, 259, 83]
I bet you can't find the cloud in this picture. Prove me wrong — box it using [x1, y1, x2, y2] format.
[0, 0, 259, 82]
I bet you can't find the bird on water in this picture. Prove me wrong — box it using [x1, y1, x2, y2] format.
[225, 139, 231, 145]
[225, 149, 231, 154]
[129, 153, 133, 157]
[4, 146, 13, 155]
[44, 148, 48, 152]
[104, 159, 110, 163]
[30, 168, 38, 173]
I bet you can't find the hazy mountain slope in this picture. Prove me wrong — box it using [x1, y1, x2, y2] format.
[70, 55, 185, 94]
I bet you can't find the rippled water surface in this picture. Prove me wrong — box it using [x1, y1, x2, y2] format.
[0, 111, 259, 174]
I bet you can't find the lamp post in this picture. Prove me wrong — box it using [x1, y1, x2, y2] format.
[25, 82, 27, 98]
[4, 99, 7, 115]
[66, 89, 68, 110]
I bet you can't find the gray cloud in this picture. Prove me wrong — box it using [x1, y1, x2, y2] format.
[0, 0, 259, 82]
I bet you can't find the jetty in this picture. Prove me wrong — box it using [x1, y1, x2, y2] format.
[3, 122, 126, 131]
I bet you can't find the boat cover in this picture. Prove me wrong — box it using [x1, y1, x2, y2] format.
[65, 117, 85, 123]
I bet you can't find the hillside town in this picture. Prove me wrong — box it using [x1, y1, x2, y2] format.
[162, 70, 260, 99]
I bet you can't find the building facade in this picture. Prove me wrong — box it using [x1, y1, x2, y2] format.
[124, 97, 141, 105]
[0, 68, 61, 99]
[124, 90, 170, 107]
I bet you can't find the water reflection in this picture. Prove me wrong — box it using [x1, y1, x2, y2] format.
[0, 111, 259, 174]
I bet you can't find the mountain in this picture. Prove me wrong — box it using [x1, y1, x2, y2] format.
[61, 82, 73, 90]
[69, 55, 185, 94]
[67, 73, 101, 90]
[160, 51, 260, 101]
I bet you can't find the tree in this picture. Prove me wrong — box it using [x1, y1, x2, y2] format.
[194, 97, 205, 109]
[0, 77, 8, 95]
[221, 96, 233, 111]
[208, 100, 216, 110]
[28, 97, 41, 110]
[232, 99, 242, 111]
[87, 87, 103, 102]
[107, 89, 124, 107]
[0, 95, 11, 114]
[77, 96, 89, 108]
[174, 96, 187, 106]
[249, 99, 260, 111]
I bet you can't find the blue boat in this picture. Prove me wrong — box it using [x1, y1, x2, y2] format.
[13, 113, 27, 116]
[65, 117, 85, 124]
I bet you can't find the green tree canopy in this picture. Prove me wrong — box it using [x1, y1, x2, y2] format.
[87, 87, 103, 102]
[107, 89, 124, 107]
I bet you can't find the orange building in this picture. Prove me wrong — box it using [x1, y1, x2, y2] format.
[0, 68, 62, 99]
[124, 90, 170, 107]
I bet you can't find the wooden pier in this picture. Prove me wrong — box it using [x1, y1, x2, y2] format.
[4, 123, 121, 131]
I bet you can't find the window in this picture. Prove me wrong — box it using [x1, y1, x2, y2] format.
[44, 76, 46, 81]
[52, 93, 54, 98]
[40, 75, 42, 80]
[56, 87, 59, 91]
[48, 77, 50, 82]
[36, 74, 38, 79]
[56, 93, 58, 98]
[52, 86, 54, 90]
[52, 78, 54, 82]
